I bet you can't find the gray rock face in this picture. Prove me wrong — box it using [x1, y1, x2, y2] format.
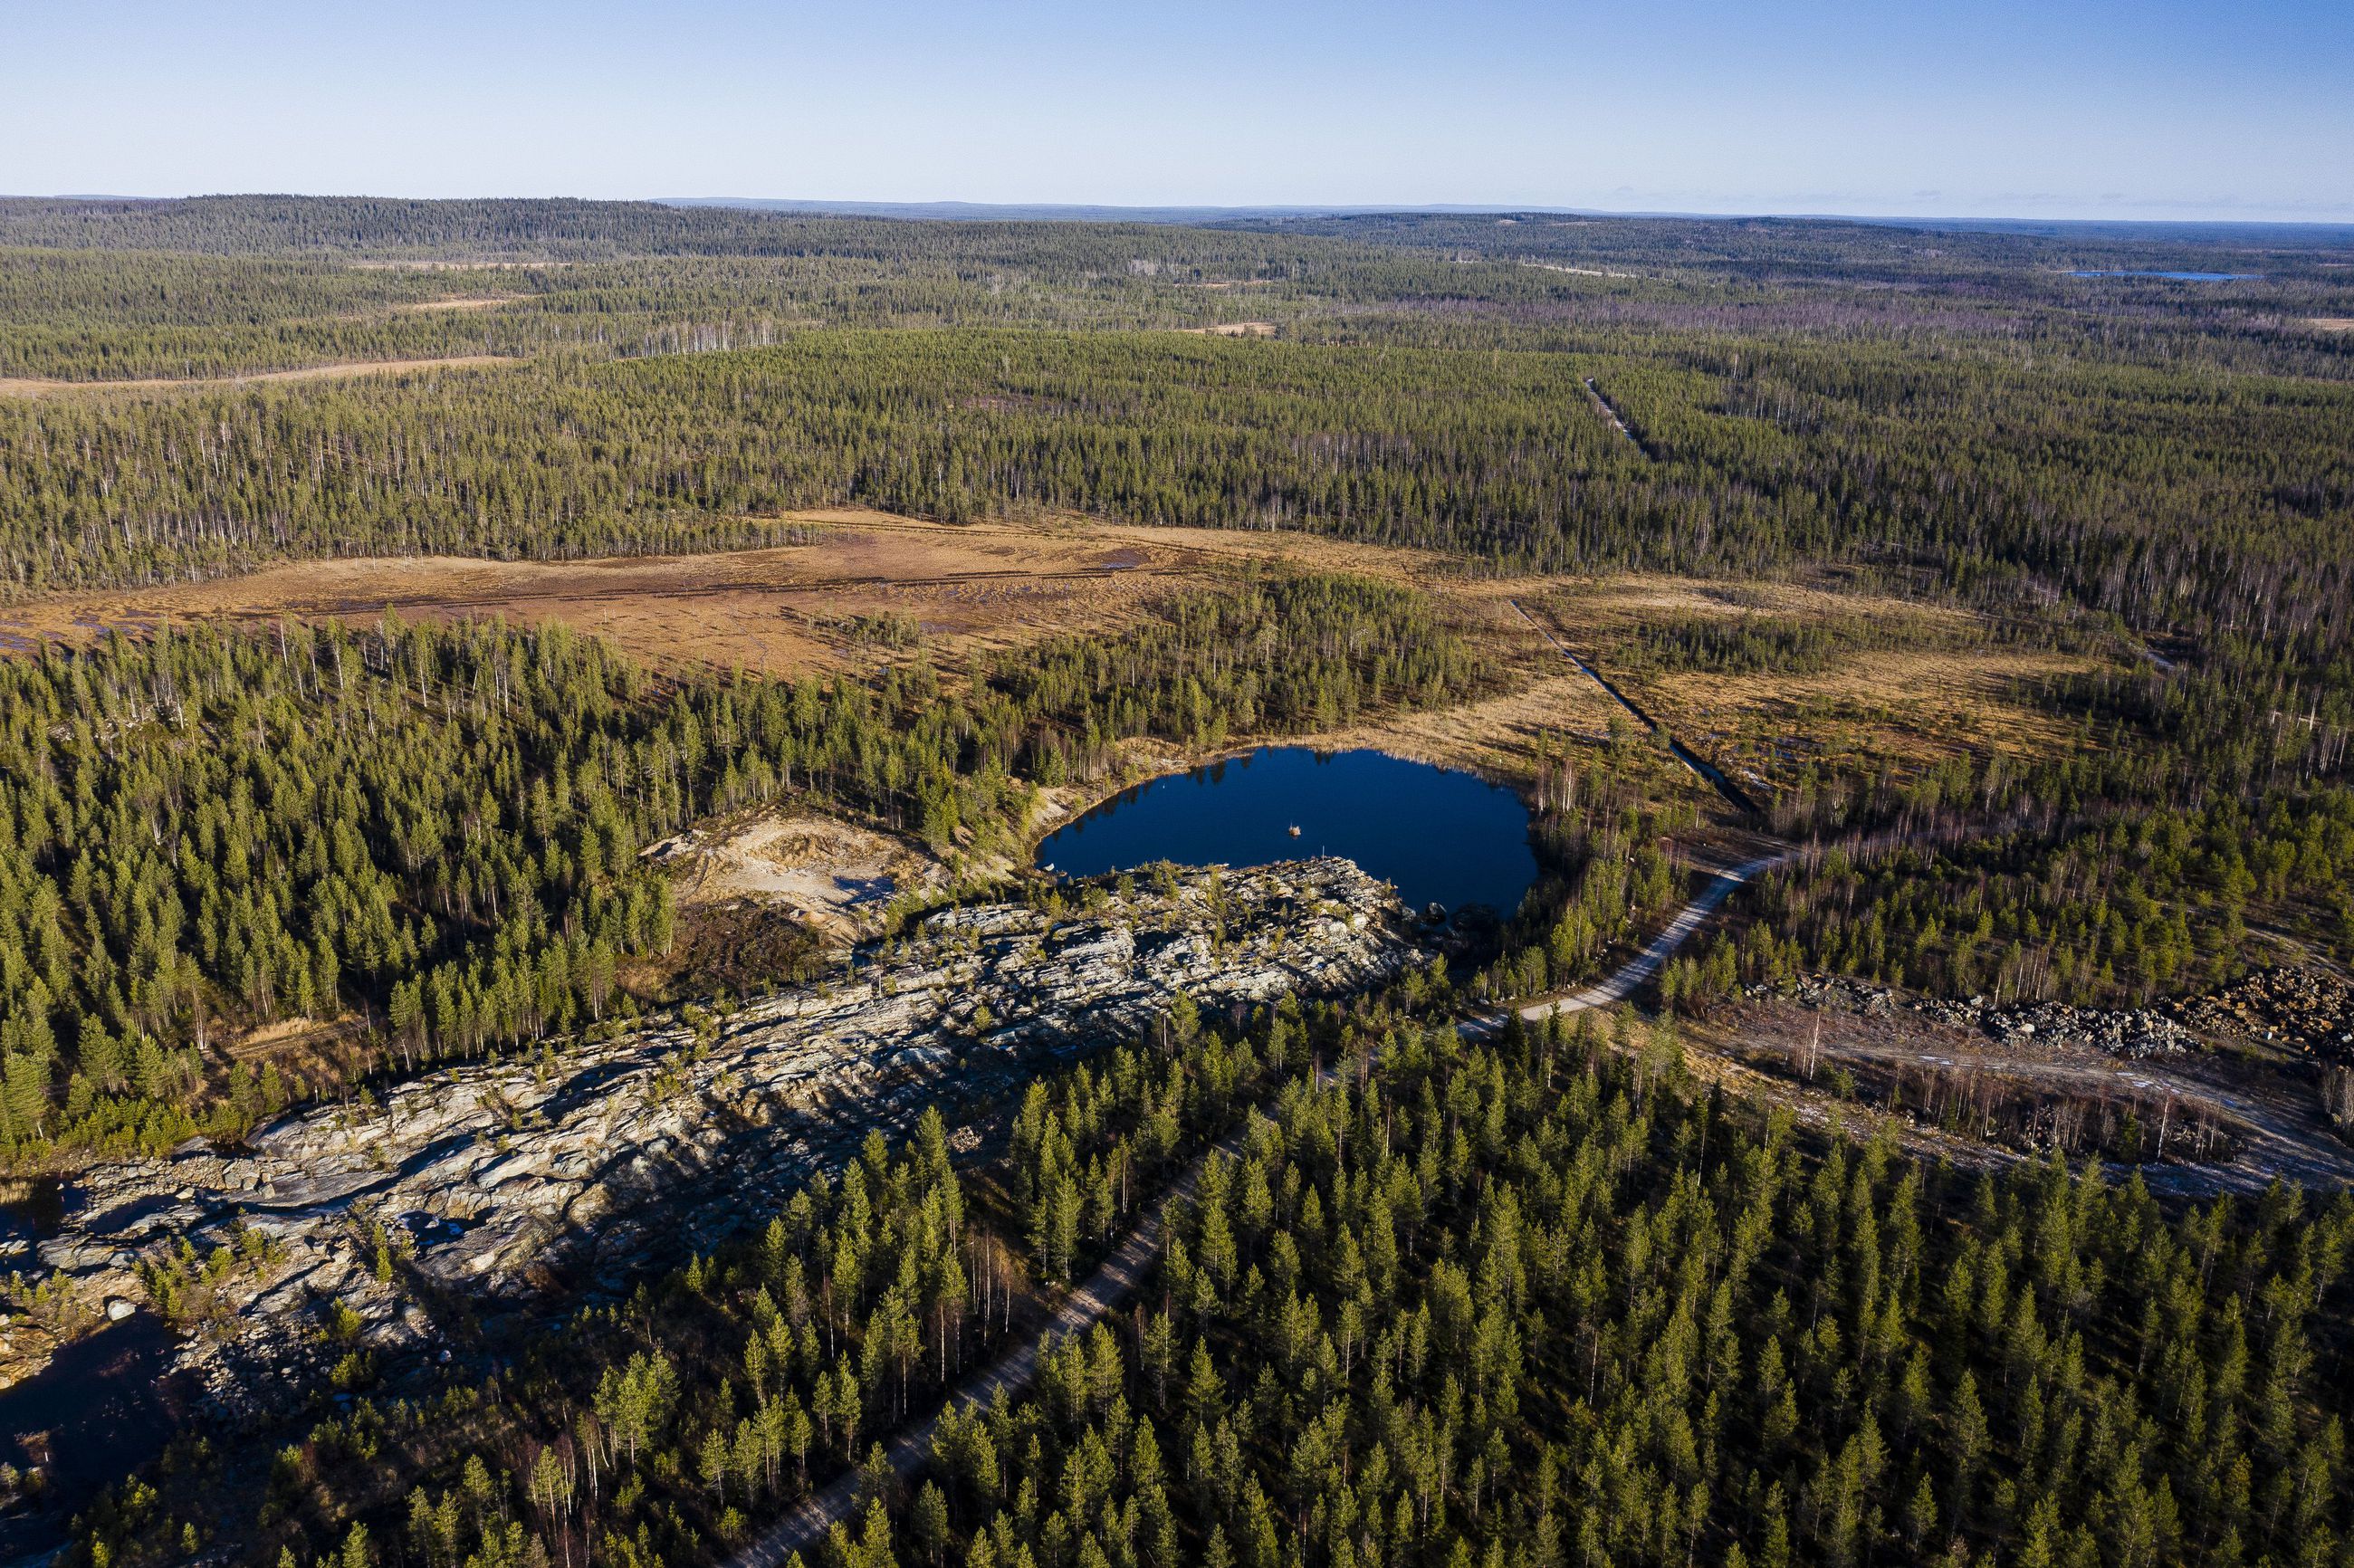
[1752, 974, 2194, 1059]
[2171, 966, 2354, 1061]
[12, 858, 1416, 1423]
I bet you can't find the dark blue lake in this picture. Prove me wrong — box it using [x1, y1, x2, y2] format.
[1036, 747, 1538, 916]
[2065, 270, 2262, 281]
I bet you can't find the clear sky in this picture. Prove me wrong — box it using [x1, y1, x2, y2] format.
[5, 0, 2349, 222]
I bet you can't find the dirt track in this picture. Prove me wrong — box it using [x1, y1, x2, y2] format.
[1699, 998, 2354, 1197]
[0, 355, 515, 399]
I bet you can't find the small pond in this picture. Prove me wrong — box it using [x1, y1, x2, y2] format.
[1036, 747, 1537, 917]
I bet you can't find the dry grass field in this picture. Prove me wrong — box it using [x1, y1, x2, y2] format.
[0, 510, 1523, 675]
[0, 512, 2107, 807]
[391, 295, 519, 313]
[0, 512, 1213, 674]
[1523, 577, 2119, 792]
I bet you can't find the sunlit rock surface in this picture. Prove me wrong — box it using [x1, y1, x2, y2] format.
[9, 858, 1418, 1423]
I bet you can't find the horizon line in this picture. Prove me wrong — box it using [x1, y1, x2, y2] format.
[5, 192, 2354, 231]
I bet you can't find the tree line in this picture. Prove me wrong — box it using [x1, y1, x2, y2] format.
[76, 982, 2354, 1568]
[5, 326, 2347, 682]
[1712, 789, 2354, 1010]
[0, 570, 1492, 1162]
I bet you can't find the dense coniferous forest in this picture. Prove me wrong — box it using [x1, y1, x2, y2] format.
[0, 572, 1488, 1161]
[1727, 790, 2354, 1007]
[5, 328, 2350, 667]
[76, 999, 2354, 1568]
[7, 195, 2354, 1568]
[5, 199, 2349, 384]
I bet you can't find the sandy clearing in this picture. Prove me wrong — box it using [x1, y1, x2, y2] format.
[1176, 320, 1277, 337]
[1521, 262, 1639, 279]
[393, 296, 519, 313]
[652, 812, 949, 935]
[0, 354, 517, 398]
[2308, 318, 2354, 332]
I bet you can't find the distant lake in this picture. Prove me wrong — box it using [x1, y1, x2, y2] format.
[1036, 747, 1538, 916]
[2065, 270, 2262, 281]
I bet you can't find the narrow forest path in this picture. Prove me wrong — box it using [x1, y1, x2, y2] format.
[722, 849, 1777, 1567]
[0, 355, 515, 399]
[1582, 377, 1651, 456]
[729, 1106, 1248, 1568]
[1505, 600, 1763, 817]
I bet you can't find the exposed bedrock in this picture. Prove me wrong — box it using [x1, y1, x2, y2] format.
[4, 858, 1420, 1424]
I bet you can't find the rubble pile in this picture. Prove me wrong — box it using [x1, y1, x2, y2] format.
[1983, 1002, 2195, 1060]
[2169, 967, 2354, 1062]
[3, 858, 1418, 1424]
[1750, 975, 2193, 1059]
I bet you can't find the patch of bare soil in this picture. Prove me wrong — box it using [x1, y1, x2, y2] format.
[2307, 318, 2354, 332]
[1686, 996, 2354, 1195]
[393, 297, 518, 313]
[219, 1014, 372, 1092]
[650, 812, 950, 937]
[1176, 321, 1277, 337]
[0, 356, 515, 399]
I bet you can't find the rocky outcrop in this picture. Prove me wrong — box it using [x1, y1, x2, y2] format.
[1978, 1001, 2195, 1059]
[4, 859, 1418, 1425]
[2171, 967, 2354, 1062]
[1752, 974, 2194, 1059]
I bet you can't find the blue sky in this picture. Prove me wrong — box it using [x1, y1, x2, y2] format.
[5, 0, 2349, 220]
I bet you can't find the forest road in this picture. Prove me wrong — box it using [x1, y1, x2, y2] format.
[1473, 850, 1794, 1032]
[727, 1101, 1235, 1567]
[722, 847, 1779, 1567]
